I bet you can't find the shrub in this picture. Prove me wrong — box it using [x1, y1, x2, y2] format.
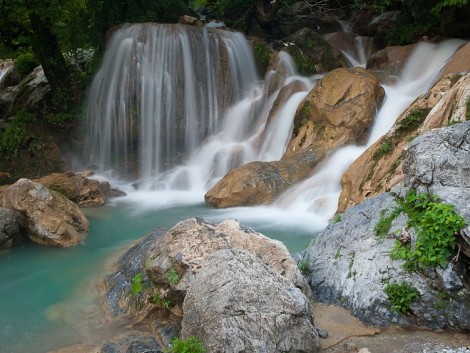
[389, 190, 467, 270]
[165, 336, 206, 353]
[384, 281, 419, 315]
[14, 53, 39, 76]
[298, 260, 309, 275]
[165, 268, 180, 286]
[397, 108, 431, 133]
[130, 273, 145, 296]
[373, 138, 393, 160]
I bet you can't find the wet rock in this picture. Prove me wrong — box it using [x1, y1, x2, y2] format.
[366, 44, 416, 76]
[339, 72, 470, 212]
[3, 178, 88, 247]
[205, 151, 324, 208]
[0, 207, 25, 248]
[286, 67, 384, 157]
[99, 331, 162, 353]
[182, 249, 321, 353]
[439, 42, 470, 79]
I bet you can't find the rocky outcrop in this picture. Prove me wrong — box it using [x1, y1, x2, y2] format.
[0, 207, 25, 248]
[3, 178, 89, 247]
[182, 249, 320, 353]
[439, 42, 470, 79]
[306, 123, 470, 329]
[286, 67, 385, 157]
[279, 28, 348, 76]
[338, 72, 470, 212]
[366, 44, 416, 76]
[101, 217, 319, 351]
[205, 151, 324, 208]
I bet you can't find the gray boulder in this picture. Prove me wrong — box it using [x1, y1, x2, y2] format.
[182, 249, 321, 353]
[307, 123, 470, 329]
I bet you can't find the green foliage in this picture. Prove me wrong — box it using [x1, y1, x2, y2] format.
[374, 209, 397, 238]
[130, 273, 145, 296]
[165, 268, 180, 286]
[298, 260, 309, 275]
[373, 138, 393, 160]
[254, 41, 271, 65]
[397, 108, 431, 133]
[164, 336, 206, 353]
[390, 190, 467, 270]
[14, 52, 39, 76]
[0, 111, 36, 159]
[333, 214, 342, 223]
[384, 281, 419, 315]
[150, 292, 172, 309]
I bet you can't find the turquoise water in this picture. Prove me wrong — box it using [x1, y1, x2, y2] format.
[0, 199, 318, 353]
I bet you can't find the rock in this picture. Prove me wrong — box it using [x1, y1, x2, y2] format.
[10, 66, 51, 115]
[439, 42, 470, 79]
[307, 193, 470, 329]
[178, 15, 203, 27]
[308, 123, 470, 329]
[101, 217, 314, 348]
[34, 173, 80, 201]
[338, 72, 470, 212]
[324, 32, 377, 66]
[366, 44, 416, 76]
[279, 28, 348, 76]
[0, 59, 21, 90]
[402, 121, 470, 257]
[0, 207, 25, 248]
[3, 178, 88, 247]
[99, 331, 163, 353]
[205, 151, 324, 208]
[285, 67, 384, 157]
[181, 249, 321, 353]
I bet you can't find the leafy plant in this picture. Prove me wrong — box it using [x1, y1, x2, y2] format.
[14, 52, 39, 76]
[130, 273, 145, 296]
[333, 214, 342, 223]
[373, 138, 393, 160]
[389, 190, 467, 270]
[166, 268, 180, 286]
[384, 282, 419, 315]
[164, 336, 206, 353]
[374, 208, 399, 238]
[150, 292, 172, 309]
[397, 108, 430, 133]
[298, 260, 309, 275]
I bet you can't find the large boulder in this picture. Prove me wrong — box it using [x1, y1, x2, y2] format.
[3, 178, 88, 247]
[366, 44, 416, 76]
[285, 67, 385, 157]
[338, 72, 470, 212]
[439, 42, 470, 79]
[205, 151, 324, 208]
[182, 249, 320, 353]
[101, 218, 318, 351]
[306, 123, 470, 329]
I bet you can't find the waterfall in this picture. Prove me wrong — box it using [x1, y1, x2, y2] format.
[86, 23, 464, 229]
[86, 23, 315, 191]
[275, 39, 465, 221]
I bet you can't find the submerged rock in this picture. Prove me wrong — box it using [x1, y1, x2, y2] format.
[3, 178, 88, 247]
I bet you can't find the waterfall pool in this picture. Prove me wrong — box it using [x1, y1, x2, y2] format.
[0, 197, 321, 353]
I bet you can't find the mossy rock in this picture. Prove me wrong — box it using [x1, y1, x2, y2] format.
[281, 28, 348, 75]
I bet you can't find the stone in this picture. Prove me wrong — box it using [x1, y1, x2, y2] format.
[178, 15, 203, 27]
[34, 173, 80, 201]
[99, 331, 162, 353]
[439, 42, 470, 79]
[338, 72, 470, 212]
[286, 67, 384, 157]
[0, 207, 25, 248]
[101, 217, 314, 349]
[181, 249, 321, 353]
[307, 192, 470, 329]
[366, 44, 416, 76]
[204, 150, 324, 208]
[3, 178, 88, 247]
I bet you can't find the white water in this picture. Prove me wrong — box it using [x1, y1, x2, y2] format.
[86, 23, 464, 232]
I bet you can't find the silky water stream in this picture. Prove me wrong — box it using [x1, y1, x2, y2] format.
[0, 23, 465, 352]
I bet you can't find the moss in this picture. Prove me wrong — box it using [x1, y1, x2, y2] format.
[466, 97, 470, 121]
[373, 138, 393, 160]
[397, 108, 431, 133]
[252, 39, 271, 77]
[293, 102, 312, 136]
[287, 46, 317, 76]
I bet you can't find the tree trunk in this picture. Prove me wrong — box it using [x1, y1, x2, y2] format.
[255, 0, 282, 27]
